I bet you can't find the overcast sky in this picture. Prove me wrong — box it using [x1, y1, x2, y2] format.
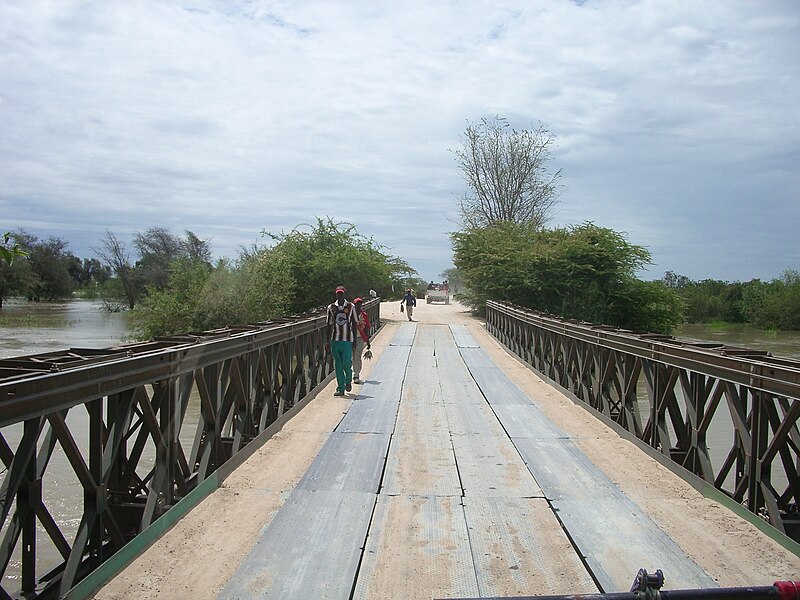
[2, 1, 798, 283]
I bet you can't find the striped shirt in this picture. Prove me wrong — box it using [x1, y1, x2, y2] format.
[327, 300, 357, 342]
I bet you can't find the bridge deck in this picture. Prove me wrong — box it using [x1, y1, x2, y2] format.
[96, 304, 800, 599]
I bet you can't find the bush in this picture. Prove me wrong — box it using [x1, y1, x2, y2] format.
[264, 218, 416, 312]
[452, 221, 683, 333]
[131, 254, 295, 338]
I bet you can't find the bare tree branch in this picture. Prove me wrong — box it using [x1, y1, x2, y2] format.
[453, 116, 562, 229]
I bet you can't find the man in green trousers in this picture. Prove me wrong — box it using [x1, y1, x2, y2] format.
[326, 285, 358, 396]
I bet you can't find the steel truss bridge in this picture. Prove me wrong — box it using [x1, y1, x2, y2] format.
[0, 301, 380, 599]
[486, 300, 800, 543]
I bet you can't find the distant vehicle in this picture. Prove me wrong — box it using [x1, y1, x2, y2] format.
[425, 281, 450, 304]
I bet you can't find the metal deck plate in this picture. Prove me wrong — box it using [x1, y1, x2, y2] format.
[338, 396, 400, 434]
[390, 322, 417, 346]
[456, 454, 543, 498]
[490, 403, 567, 439]
[451, 430, 516, 461]
[437, 362, 489, 406]
[412, 324, 440, 347]
[358, 345, 410, 392]
[394, 400, 450, 437]
[445, 400, 506, 436]
[552, 497, 717, 591]
[459, 348, 534, 406]
[452, 433, 543, 498]
[512, 437, 625, 501]
[382, 432, 462, 496]
[463, 496, 597, 597]
[296, 431, 390, 492]
[217, 489, 376, 599]
[449, 324, 481, 348]
[451, 337, 717, 593]
[352, 495, 480, 600]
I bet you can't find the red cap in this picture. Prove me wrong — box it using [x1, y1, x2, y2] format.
[335, 286, 346, 293]
[353, 297, 363, 303]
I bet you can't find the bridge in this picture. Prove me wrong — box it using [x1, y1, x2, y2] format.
[0, 301, 798, 598]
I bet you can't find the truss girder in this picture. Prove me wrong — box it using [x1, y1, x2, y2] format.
[486, 300, 800, 542]
[0, 300, 379, 598]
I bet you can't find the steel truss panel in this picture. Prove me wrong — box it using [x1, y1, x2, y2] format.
[296, 432, 390, 493]
[352, 495, 480, 600]
[463, 496, 598, 597]
[217, 489, 376, 600]
[552, 497, 717, 592]
[0, 301, 382, 599]
[390, 323, 417, 346]
[485, 300, 800, 541]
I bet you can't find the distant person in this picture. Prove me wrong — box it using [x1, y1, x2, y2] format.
[401, 288, 416, 321]
[369, 288, 377, 299]
[326, 285, 358, 396]
[351, 298, 371, 384]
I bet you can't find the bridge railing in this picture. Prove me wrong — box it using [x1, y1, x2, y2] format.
[0, 299, 380, 599]
[486, 300, 800, 543]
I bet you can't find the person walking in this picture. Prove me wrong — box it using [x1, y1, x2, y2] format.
[351, 297, 371, 384]
[326, 285, 358, 396]
[401, 288, 416, 321]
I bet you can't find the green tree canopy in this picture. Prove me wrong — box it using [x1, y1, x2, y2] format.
[452, 221, 683, 333]
[668, 268, 800, 330]
[264, 218, 416, 312]
[130, 253, 295, 338]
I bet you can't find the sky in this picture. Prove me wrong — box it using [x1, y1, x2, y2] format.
[1, 1, 798, 284]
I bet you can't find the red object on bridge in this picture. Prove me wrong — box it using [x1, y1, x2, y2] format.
[774, 582, 800, 600]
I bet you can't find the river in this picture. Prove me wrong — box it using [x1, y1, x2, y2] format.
[1, 299, 798, 588]
[0, 298, 131, 359]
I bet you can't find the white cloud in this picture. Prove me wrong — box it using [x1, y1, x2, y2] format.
[1, 0, 798, 282]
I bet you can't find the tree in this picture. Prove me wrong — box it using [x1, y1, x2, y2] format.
[264, 218, 417, 312]
[0, 232, 27, 265]
[453, 116, 562, 229]
[452, 222, 683, 333]
[94, 230, 139, 310]
[130, 252, 295, 339]
[0, 231, 30, 308]
[183, 230, 212, 264]
[26, 236, 76, 301]
[133, 226, 185, 290]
